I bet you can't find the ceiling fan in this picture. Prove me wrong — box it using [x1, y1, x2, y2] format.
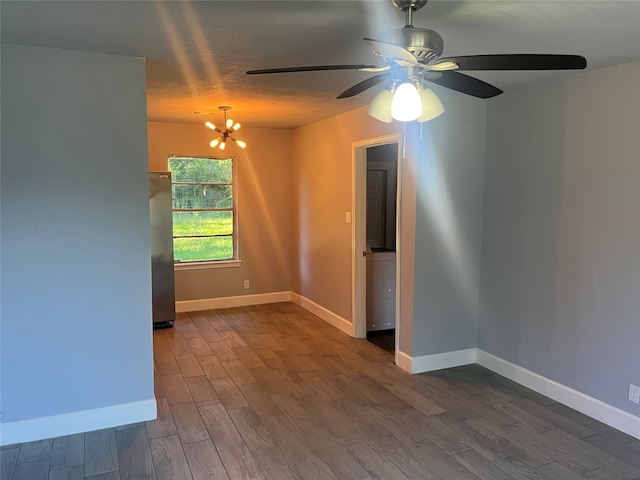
[246, 0, 587, 122]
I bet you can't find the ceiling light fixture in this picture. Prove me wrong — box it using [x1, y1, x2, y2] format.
[417, 86, 445, 122]
[368, 80, 444, 123]
[205, 106, 247, 150]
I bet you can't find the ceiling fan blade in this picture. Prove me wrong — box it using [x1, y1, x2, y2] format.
[337, 74, 391, 99]
[364, 38, 417, 65]
[246, 65, 377, 75]
[426, 71, 503, 99]
[436, 54, 587, 71]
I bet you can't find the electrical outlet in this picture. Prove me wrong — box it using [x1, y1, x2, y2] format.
[629, 384, 640, 404]
[243, 280, 250, 289]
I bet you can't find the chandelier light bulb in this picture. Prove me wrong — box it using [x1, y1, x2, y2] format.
[219, 141, 226, 150]
[226, 118, 234, 129]
[236, 140, 247, 149]
[391, 81, 423, 122]
[205, 121, 217, 131]
[209, 138, 220, 148]
[232, 122, 241, 131]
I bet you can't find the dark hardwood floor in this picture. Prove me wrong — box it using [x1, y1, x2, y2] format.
[2, 302, 639, 479]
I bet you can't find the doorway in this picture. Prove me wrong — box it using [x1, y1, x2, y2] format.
[365, 144, 398, 354]
[352, 134, 401, 364]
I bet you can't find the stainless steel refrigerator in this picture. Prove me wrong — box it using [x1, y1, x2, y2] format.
[150, 172, 175, 329]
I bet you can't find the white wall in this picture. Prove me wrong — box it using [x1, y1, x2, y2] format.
[410, 90, 487, 357]
[0, 44, 155, 444]
[479, 62, 640, 415]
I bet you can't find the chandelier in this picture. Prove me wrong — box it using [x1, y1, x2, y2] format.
[205, 106, 247, 150]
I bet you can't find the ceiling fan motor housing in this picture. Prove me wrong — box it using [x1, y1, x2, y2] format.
[378, 27, 444, 64]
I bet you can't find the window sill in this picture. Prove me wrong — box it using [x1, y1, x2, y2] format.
[174, 260, 242, 271]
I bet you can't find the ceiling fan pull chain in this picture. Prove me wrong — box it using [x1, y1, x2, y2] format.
[419, 73, 424, 140]
[402, 122, 407, 160]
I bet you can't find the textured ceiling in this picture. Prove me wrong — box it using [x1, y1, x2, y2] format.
[2, 0, 640, 128]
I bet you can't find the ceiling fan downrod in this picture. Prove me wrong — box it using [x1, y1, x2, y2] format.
[392, 0, 429, 27]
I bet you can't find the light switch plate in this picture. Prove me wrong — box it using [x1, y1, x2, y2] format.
[629, 384, 640, 404]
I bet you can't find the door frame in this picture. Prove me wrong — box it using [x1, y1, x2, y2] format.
[352, 133, 402, 363]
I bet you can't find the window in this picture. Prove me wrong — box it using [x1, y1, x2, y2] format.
[168, 156, 237, 264]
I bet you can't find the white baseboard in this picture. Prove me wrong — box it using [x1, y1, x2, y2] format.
[176, 291, 291, 312]
[396, 351, 413, 373]
[0, 399, 157, 446]
[476, 350, 640, 440]
[290, 292, 353, 336]
[177, 291, 353, 337]
[401, 347, 639, 439]
[409, 348, 477, 374]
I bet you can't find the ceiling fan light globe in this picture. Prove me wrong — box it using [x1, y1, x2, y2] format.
[391, 81, 422, 122]
[368, 88, 394, 123]
[418, 88, 445, 123]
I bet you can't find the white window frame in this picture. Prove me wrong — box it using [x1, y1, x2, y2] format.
[168, 155, 241, 270]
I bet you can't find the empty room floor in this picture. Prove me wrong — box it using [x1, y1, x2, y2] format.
[2, 302, 639, 479]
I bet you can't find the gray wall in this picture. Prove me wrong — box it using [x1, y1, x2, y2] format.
[478, 62, 640, 414]
[412, 90, 487, 356]
[0, 45, 154, 423]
